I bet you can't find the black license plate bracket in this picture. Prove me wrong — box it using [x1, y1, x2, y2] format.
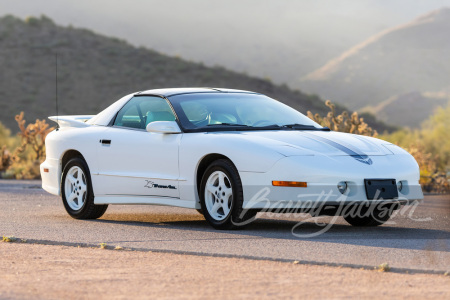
[364, 179, 398, 200]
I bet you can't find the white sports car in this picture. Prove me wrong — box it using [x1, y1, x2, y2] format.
[41, 88, 423, 229]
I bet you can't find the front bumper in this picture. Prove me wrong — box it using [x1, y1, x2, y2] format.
[240, 155, 424, 210]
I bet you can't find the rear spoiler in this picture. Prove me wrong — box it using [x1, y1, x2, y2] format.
[48, 115, 95, 128]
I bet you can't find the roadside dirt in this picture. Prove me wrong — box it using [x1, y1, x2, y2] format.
[0, 242, 448, 299]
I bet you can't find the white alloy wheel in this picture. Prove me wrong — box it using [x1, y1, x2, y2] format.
[204, 170, 233, 221]
[64, 166, 87, 211]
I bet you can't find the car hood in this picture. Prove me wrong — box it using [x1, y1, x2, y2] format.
[240, 130, 392, 157]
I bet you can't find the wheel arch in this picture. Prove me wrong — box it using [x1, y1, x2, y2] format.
[61, 149, 86, 171]
[196, 153, 234, 199]
[60, 149, 96, 198]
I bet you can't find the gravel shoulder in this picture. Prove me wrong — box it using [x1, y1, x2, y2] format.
[0, 242, 449, 300]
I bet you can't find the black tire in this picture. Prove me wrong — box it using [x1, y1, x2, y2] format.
[343, 203, 396, 227]
[61, 157, 108, 219]
[200, 159, 257, 230]
[196, 209, 204, 215]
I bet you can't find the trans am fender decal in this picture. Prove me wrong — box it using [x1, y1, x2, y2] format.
[145, 180, 177, 189]
[302, 133, 373, 165]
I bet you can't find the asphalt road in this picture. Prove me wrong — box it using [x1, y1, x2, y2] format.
[1, 180, 449, 273]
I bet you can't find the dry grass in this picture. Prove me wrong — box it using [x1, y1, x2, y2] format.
[2, 236, 17, 243]
[376, 263, 391, 272]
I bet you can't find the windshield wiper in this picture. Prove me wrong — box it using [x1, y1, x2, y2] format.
[255, 124, 330, 131]
[206, 123, 250, 127]
[282, 124, 330, 131]
[282, 124, 316, 129]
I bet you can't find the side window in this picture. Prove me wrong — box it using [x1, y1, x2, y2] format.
[114, 96, 176, 129]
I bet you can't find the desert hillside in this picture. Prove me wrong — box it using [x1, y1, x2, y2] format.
[0, 15, 380, 132]
[365, 91, 449, 128]
[299, 8, 450, 121]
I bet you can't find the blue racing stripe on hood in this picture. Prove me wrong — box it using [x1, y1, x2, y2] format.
[302, 133, 373, 165]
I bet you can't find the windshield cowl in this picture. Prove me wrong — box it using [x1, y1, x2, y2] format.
[185, 123, 330, 133]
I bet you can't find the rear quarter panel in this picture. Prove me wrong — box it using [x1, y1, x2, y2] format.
[44, 126, 108, 188]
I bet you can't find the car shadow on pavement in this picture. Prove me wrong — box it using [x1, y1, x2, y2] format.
[87, 213, 450, 252]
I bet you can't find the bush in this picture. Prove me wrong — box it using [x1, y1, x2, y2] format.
[307, 100, 377, 137]
[380, 103, 450, 193]
[0, 112, 54, 179]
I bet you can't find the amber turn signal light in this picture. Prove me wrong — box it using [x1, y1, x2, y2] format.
[43, 168, 49, 173]
[272, 181, 307, 188]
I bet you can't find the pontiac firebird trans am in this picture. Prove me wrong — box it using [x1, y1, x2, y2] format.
[40, 88, 423, 229]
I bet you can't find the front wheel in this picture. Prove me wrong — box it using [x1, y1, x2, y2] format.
[200, 159, 257, 230]
[61, 157, 108, 219]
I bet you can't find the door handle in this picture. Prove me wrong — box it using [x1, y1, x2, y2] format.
[100, 139, 111, 145]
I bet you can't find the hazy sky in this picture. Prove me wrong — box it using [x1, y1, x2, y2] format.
[3, 1, 450, 43]
[2, 0, 450, 83]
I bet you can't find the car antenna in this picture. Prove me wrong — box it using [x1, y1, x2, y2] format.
[55, 52, 59, 131]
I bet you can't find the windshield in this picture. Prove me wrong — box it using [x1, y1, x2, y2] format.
[168, 93, 322, 131]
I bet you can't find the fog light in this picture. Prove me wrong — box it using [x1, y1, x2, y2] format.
[397, 181, 403, 192]
[337, 181, 347, 194]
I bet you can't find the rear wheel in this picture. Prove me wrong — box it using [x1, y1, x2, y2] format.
[200, 159, 257, 230]
[61, 157, 108, 219]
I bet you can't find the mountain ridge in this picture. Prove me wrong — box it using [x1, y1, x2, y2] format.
[298, 7, 450, 117]
[0, 14, 394, 133]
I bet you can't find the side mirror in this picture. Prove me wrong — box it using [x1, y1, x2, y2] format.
[146, 121, 181, 134]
